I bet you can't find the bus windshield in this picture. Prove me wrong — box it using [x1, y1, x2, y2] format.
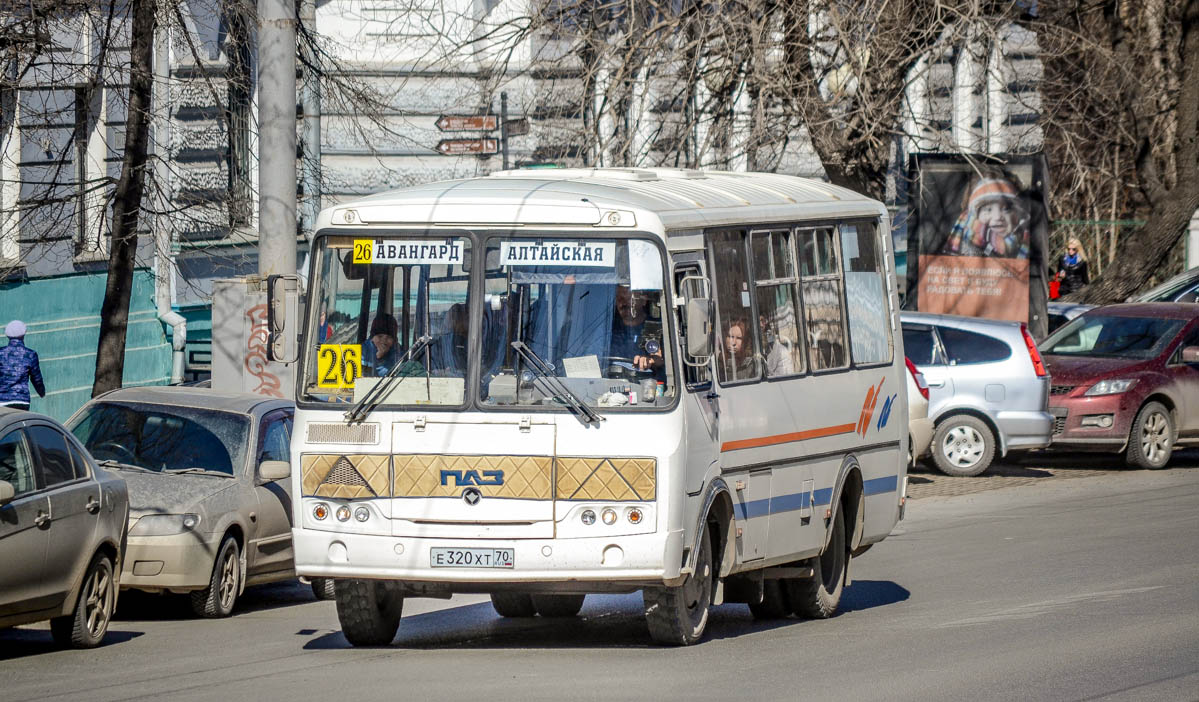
[478, 236, 674, 410]
[302, 234, 472, 406]
[301, 233, 675, 411]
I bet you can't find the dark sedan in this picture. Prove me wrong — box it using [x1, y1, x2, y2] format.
[0, 408, 129, 647]
[1043, 303, 1199, 468]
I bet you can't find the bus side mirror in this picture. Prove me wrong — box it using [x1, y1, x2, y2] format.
[686, 298, 713, 359]
[267, 274, 300, 363]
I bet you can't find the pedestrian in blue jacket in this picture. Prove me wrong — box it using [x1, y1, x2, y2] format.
[0, 320, 45, 410]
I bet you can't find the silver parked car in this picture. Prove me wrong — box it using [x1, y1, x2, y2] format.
[901, 312, 1054, 476]
[0, 408, 129, 647]
[67, 387, 296, 618]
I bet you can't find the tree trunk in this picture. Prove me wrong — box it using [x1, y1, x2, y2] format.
[92, 0, 157, 397]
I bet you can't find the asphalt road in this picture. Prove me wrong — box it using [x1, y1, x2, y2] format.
[3, 467, 1198, 702]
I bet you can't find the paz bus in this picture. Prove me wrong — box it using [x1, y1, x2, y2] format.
[277, 168, 909, 645]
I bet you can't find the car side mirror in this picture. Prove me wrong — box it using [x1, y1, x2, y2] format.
[266, 274, 300, 363]
[0, 480, 14, 505]
[686, 298, 713, 359]
[258, 460, 291, 482]
[1182, 345, 1199, 364]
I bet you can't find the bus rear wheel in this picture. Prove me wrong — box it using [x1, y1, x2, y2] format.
[747, 579, 790, 620]
[788, 508, 846, 619]
[490, 593, 536, 617]
[335, 579, 403, 646]
[532, 594, 586, 617]
[645, 525, 713, 646]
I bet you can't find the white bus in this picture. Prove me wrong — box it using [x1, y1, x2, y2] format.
[280, 168, 908, 646]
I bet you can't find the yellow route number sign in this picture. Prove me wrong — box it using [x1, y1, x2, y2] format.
[317, 345, 362, 389]
[352, 239, 374, 264]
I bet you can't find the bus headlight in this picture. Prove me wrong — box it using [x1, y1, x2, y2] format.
[581, 509, 596, 525]
[354, 507, 370, 522]
[626, 508, 643, 525]
[336, 505, 351, 522]
[601, 508, 618, 525]
[313, 503, 329, 520]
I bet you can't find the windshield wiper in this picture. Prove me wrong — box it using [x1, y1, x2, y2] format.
[345, 334, 433, 423]
[164, 467, 234, 477]
[97, 459, 156, 473]
[510, 341, 603, 426]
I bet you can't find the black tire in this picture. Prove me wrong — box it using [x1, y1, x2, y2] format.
[531, 594, 586, 617]
[789, 508, 846, 619]
[490, 592, 536, 617]
[747, 579, 790, 620]
[311, 578, 337, 601]
[1126, 401, 1175, 469]
[645, 524, 713, 646]
[335, 579, 403, 646]
[50, 553, 115, 648]
[190, 536, 241, 618]
[932, 414, 996, 477]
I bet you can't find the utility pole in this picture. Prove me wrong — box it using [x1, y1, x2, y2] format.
[299, 0, 321, 240]
[258, 0, 297, 277]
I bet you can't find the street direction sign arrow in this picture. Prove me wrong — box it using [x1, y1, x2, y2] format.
[436, 114, 499, 132]
[436, 138, 499, 156]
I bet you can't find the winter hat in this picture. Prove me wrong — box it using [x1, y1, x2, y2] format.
[4, 320, 26, 338]
[370, 314, 398, 338]
[967, 179, 1020, 212]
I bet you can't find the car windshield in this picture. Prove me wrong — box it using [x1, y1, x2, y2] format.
[478, 236, 675, 410]
[1041, 314, 1184, 359]
[302, 234, 471, 406]
[68, 401, 249, 475]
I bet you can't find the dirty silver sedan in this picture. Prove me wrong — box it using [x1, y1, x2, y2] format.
[0, 408, 129, 647]
[67, 387, 295, 618]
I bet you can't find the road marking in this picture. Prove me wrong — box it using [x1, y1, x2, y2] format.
[940, 586, 1164, 627]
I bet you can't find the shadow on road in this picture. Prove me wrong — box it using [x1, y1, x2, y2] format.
[115, 579, 321, 622]
[0, 628, 143, 660]
[302, 581, 908, 650]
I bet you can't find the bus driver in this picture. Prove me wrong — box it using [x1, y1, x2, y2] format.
[610, 285, 663, 374]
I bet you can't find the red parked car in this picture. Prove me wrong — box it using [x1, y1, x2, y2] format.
[1042, 303, 1199, 468]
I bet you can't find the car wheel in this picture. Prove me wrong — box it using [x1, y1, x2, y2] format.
[788, 508, 846, 619]
[531, 594, 586, 617]
[1125, 401, 1175, 469]
[489, 593, 536, 617]
[932, 414, 996, 477]
[50, 552, 115, 648]
[311, 578, 336, 601]
[747, 578, 790, 620]
[335, 579, 404, 646]
[644, 524, 713, 646]
[191, 536, 241, 618]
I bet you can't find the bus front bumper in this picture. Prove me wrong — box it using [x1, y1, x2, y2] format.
[292, 528, 685, 589]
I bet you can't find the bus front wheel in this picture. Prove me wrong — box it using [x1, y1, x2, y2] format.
[335, 579, 403, 646]
[644, 525, 713, 646]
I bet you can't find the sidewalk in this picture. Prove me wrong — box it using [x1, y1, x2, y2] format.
[905, 448, 1199, 500]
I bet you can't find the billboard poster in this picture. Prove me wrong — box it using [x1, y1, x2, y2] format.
[905, 154, 1050, 337]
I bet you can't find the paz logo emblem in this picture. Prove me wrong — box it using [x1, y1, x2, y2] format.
[462, 487, 482, 506]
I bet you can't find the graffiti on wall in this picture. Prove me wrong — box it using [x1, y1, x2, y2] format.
[245, 303, 284, 398]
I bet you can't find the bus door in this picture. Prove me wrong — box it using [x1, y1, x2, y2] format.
[673, 262, 719, 496]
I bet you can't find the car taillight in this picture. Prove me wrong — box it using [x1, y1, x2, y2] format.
[904, 357, 930, 400]
[1020, 323, 1048, 377]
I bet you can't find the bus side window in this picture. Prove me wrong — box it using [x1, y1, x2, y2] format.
[751, 229, 805, 378]
[797, 226, 849, 371]
[674, 265, 712, 389]
[709, 229, 760, 384]
[840, 221, 893, 365]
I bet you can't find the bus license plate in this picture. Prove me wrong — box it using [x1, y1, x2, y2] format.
[430, 547, 515, 569]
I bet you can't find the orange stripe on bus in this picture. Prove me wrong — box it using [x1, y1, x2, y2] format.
[720, 423, 857, 452]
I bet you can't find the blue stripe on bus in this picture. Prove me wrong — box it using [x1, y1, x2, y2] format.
[731, 475, 899, 521]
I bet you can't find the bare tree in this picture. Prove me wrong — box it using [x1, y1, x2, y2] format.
[1030, 0, 1198, 302]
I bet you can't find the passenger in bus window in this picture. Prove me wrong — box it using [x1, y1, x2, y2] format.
[760, 312, 796, 376]
[363, 313, 399, 376]
[610, 285, 663, 374]
[432, 303, 469, 377]
[722, 319, 756, 380]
